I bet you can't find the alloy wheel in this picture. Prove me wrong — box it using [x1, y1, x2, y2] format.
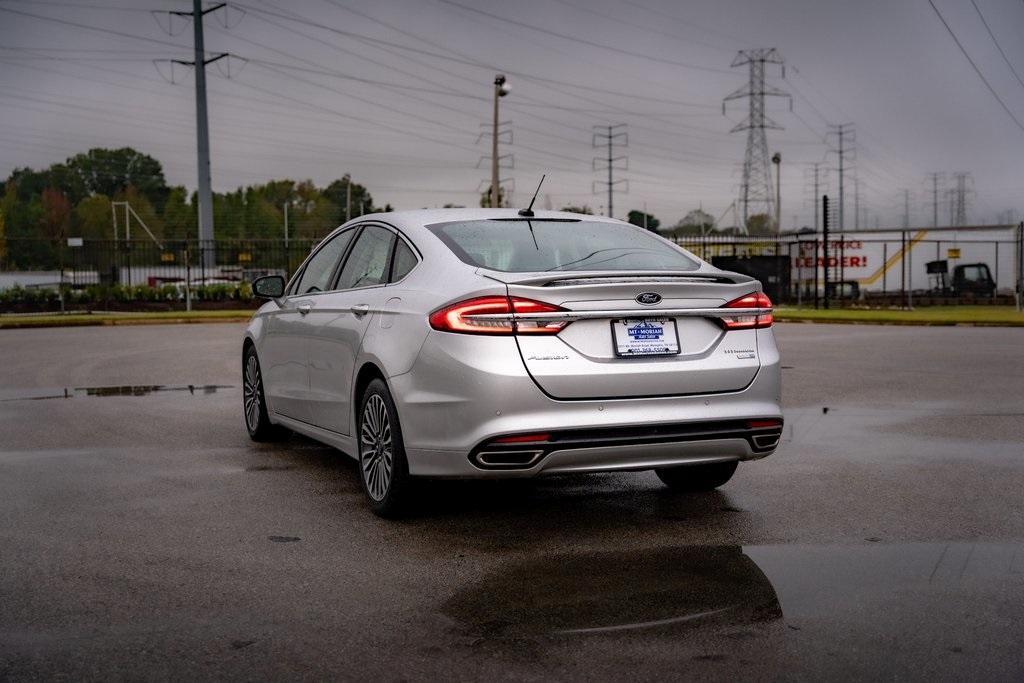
[243, 354, 261, 433]
[360, 394, 394, 501]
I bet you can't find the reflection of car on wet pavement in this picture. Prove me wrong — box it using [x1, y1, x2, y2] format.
[241, 209, 783, 515]
[444, 546, 782, 636]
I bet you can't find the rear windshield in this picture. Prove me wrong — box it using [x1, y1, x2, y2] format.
[425, 219, 699, 272]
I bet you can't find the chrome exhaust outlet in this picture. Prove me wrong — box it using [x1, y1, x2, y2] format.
[474, 449, 544, 469]
[751, 433, 780, 450]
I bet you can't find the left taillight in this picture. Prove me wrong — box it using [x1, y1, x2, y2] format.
[428, 295, 569, 335]
[720, 292, 773, 330]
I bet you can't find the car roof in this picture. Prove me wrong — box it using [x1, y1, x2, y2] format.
[353, 208, 623, 233]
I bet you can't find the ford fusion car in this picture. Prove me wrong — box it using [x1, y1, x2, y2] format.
[242, 209, 782, 516]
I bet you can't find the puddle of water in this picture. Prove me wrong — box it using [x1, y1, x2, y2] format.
[445, 546, 781, 637]
[444, 543, 1024, 641]
[0, 385, 233, 401]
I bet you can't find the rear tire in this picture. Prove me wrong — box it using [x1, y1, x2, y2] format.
[655, 461, 738, 491]
[357, 378, 413, 518]
[243, 346, 288, 442]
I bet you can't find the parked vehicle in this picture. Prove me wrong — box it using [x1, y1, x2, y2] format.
[926, 260, 996, 297]
[242, 209, 782, 516]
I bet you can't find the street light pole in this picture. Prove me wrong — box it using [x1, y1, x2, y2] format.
[772, 152, 781, 233]
[491, 74, 509, 208]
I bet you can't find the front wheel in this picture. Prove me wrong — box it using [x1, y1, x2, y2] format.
[242, 346, 288, 441]
[358, 378, 413, 517]
[655, 461, 738, 492]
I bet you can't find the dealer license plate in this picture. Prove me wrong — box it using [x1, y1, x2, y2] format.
[611, 318, 680, 357]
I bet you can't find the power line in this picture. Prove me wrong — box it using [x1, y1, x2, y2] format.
[432, 0, 733, 76]
[927, 0, 1024, 133]
[0, 5, 190, 50]
[969, 0, 1024, 93]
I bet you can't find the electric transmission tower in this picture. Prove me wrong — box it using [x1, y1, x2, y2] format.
[925, 172, 944, 227]
[825, 123, 855, 232]
[950, 172, 973, 227]
[593, 124, 628, 219]
[723, 49, 790, 231]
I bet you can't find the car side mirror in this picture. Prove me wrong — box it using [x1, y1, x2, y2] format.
[252, 275, 286, 299]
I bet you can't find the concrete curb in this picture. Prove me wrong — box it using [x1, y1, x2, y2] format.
[0, 314, 252, 330]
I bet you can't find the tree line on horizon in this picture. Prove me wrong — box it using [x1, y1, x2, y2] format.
[0, 146, 775, 269]
[0, 147, 387, 268]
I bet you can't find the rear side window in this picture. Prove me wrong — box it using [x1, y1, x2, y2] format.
[389, 239, 418, 282]
[293, 229, 355, 295]
[425, 219, 698, 272]
[336, 226, 395, 289]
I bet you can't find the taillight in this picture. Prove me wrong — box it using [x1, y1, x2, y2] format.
[720, 292, 773, 329]
[428, 296, 568, 335]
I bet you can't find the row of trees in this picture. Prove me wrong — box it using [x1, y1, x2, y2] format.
[0, 147, 387, 269]
[0, 146, 781, 270]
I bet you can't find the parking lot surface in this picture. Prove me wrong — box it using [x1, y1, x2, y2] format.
[2, 322, 1023, 680]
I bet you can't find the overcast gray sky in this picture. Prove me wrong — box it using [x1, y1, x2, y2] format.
[1, 0, 1022, 229]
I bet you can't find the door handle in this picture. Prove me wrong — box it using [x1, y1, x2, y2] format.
[351, 304, 370, 317]
[297, 303, 312, 315]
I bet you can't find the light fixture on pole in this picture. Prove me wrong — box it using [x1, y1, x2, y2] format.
[491, 74, 510, 208]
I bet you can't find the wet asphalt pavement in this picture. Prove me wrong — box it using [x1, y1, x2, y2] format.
[1, 322, 1023, 680]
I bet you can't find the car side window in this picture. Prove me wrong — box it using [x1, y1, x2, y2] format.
[389, 238, 418, 282]
[336, 226, 396, 290]
[293, 229, 355, 295]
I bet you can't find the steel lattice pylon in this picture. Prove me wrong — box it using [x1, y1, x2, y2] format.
[724, 49, 789, 232]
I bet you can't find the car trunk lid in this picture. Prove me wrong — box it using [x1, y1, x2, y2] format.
[483, 270, 765, 400]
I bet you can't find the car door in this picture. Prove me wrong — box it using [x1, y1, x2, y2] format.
[260, 228, 356, 423]
[303, 224, 397, 434]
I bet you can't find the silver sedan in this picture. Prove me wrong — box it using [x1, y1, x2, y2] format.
[243, 209, 782, 516]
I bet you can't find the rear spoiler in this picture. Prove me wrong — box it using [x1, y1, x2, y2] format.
[477, 269, 754, 287]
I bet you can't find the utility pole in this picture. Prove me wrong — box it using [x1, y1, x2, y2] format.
[724, 49, 790, 231]
[854, 176, 860, 230]
[491, 74, 509, 208]
[827, 123, 855, 234]
[478, 75, 512, 208]
[903, 189, 910, 228]
[805, 163, 826, 232]
[346, 180, 352, 222]
[593, 124, 628, 219]
[283, 201, 289, 249]
[165, 1, 227, 270]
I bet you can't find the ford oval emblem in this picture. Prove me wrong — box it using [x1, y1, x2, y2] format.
[636, 292, 662, 305]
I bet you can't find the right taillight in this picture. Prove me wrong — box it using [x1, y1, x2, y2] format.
[429, 296, 569, 335]
[720, 292, 773, 330]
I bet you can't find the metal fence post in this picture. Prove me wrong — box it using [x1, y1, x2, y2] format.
[822, 195, 830, 310]
[813, 238, 820, 309]
[901, 231, 907, 309]
[1011, 222, 1019, 313]
[185, 243, 192, 312]
[882, 242, 888, 298]
[993, 241, 999, 300]
[908, 232, 914, 310]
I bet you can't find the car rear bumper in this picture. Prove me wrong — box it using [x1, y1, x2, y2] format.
[390, 328, 782, 478]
